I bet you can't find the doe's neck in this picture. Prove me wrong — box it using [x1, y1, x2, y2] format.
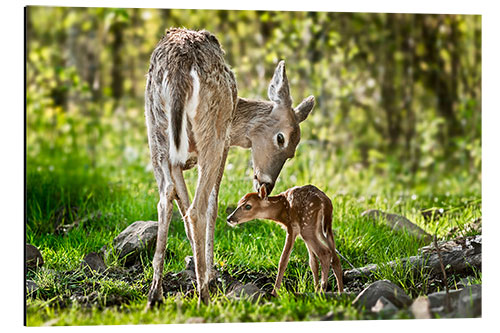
[229, 97, 274, 148]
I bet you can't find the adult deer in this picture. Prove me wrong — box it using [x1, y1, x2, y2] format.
[144, 28, 314, 307]
[226, 185, 344, 295]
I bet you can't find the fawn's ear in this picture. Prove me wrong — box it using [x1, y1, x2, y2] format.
[268, 60, 292, 107]
[258, 184, 268, 200]
[295, 95, 315, 123]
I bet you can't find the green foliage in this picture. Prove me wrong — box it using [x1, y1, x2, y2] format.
[26, 7, 481, 196]
[25, 6, 481, 325]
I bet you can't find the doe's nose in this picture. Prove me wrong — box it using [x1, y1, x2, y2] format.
[262, 182, 274, 196]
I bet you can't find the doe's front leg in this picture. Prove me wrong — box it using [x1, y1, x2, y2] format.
[188, 146, 227, 306]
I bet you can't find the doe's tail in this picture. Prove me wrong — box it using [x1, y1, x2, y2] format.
[165, 67, 200, 166]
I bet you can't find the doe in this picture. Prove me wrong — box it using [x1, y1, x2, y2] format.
[227, 185, 344, 295]
[145, 28, 314, 306]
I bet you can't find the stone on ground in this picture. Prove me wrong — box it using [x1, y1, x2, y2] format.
[26, 280, 38, 294]
[425, 284, 481, 318]
[457, 284, 481, 318]
[352, 279, 412, 310]
[112, 220, 158, 266]
[361, 209, 432, 242]
[82, 252, 107, 274]
[371, 296, 399, 315]
[411, 296, 432, 319]
[26, 244, 44, 269]
[227, 283, 264, 302]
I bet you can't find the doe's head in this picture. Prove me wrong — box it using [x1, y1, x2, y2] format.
[226, 188, 269, 227]
[251, 60, 315, 196]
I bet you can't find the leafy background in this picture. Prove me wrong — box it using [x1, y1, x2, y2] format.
[25, 6, 482, 325]
[27, 8, 481, 200]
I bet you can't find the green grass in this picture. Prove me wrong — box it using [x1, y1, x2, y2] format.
[25, 142, 481, 325]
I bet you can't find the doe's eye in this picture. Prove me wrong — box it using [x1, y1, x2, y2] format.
[277, 133, 285, 146]
[244, 204, 252, 210]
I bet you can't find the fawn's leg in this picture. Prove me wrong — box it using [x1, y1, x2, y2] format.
[147, 158, 175, 308]
[272, 229, 297, 296]
[205, 145, 229, 281]
[331, 250, 344, 293]
[317, 215, 344, 293]
[305, 234, 331, 292]
[186, 144, 227, 305]
[305, 243, 319, 291]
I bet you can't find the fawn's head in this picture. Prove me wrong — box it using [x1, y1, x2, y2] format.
[226, 188, 272, 226]
[250, 61, 314, 196]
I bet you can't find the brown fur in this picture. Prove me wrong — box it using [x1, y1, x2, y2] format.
[227, 185, 344, 294]
[145, 28, 315, 307]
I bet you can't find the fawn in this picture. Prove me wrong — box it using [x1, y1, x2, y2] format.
[227, 185, 344, 295]
[145, 28, 314, 306]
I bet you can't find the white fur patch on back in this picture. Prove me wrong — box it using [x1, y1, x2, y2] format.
[186, 69, 200, 119]
[167, 68, 200, 165]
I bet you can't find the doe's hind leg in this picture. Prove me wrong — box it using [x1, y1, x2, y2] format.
[147, 159, 175, 308]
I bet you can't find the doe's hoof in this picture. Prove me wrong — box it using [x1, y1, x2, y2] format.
[198, 288, 210, 306]
[147, 286, 163, 309]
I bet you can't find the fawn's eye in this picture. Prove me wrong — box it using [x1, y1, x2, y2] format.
[277, 133, 285, 146]
[244, 204, 252, 210]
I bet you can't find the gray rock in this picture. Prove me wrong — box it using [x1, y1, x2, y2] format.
[227, 283, 264, 302]
[26, 280, 38, 294]
[26, 244, 44, 269]
[361, 209, 432, 243]
[371, 296, 399, 315]
[425, 285, 481, 318]
[427, 288, 463, 315]
[352, 280, 412, 310]
[411, 296, 432, 319]
[112, 221, 158, 266]
[457, 284, 481, 318]
[82, 252, 107, 274]
[185, 255, 195, 271]
[175, 269, 196, 281]
[344, 235, 482, 284]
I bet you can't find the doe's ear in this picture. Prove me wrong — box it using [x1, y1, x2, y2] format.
[258, 185, 268, 200]
[295, 95, 315, 123]
[268, 60, 292, 106]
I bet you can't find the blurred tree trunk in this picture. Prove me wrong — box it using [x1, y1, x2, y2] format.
[110, 21, 125, 101]
[400, 15, 418, 174]
[381, 14, 401, 150]
[130, 8, 142, 98]
[419, 15, 462, 146]
[51, 8, 68, 109]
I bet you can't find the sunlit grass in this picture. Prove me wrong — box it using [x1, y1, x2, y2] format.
[25, 126, 481, 325]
